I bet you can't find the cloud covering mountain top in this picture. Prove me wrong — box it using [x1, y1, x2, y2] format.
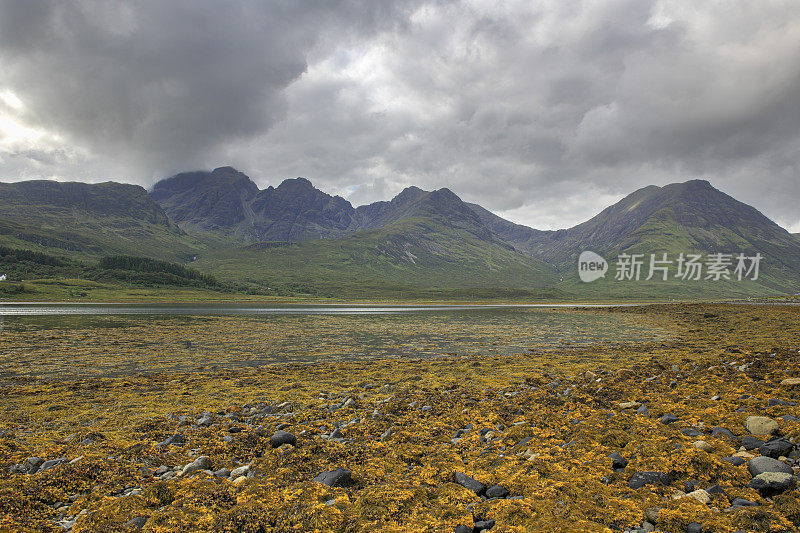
[1, 0, 798, 231]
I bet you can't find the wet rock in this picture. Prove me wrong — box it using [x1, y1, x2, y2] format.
[644, 507, 661, 523]
[181, 456, 211, 476]
[693, 440, 712, 452]
[747, 472, 795, 496]
[473, 518, 495, 530]
[779, 377, 800, 388]
[629, 471, 671, 490]
[681, 428, 702, 437]
[454, 526, 472, 533]
[124, 516, 148, 530]
[686, 522, 703, 533]
[619, 401, 641, 409]
[721, 456, 746, 466]
[758, 437, 794, 459]
[741, 435, 764, 450]
[485, 484, 509, 498]
[159, 434, 186, 446]
[196, 414, 213, 427]
[636, 404, 650, 416]
[313, 468, 354, 487]
[213, 467, 230, 478]
[748, 456, 794, 476]
[609, 452, 629, 471]
[230, 464, 250, 478]
[661, 413, 679, 424]
[686, 489, 711, 504]
[270, 430, 296, 448]
[454, 472, 486, 495]
[746, 416, 778, 435]
[730, 498, 758, 507]
[25, 457, 44, 474]
[40, 458, 68, 472]
[711, 427, 737, 441]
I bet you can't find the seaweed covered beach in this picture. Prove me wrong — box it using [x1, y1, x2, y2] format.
[1, 303, 799, 532]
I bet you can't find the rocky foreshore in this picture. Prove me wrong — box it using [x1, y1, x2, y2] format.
[1, 303, 799, 532]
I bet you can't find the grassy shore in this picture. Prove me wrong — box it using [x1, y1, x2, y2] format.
[0, 303, 799, 531]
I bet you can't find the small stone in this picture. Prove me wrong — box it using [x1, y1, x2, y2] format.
[454, 471, 486, 495]
[609, 452, 629, 471]
[232, 475, 247, 485]
[730, 498, 758, 507]
[780, 377, 800, 388]
[485, 484, 509, 498]
[681, 428, 702, 437]
[747, 472, 795, 496]
[741, 435, 764, 450]
[711, 427, 737, 441]
[474, 519, 495, 530]
[629, 471, 671, 490]
[721, 457, 746, 466]
[686, 489, 711, 504]
[644, 507, 661, 523]
[619, 401, 641, 409]
[124, 516, 148, 530]
[584, 371, 597, 380]
[39, 458, 67, 472]
[693, 440, 712, 452]
[25, 457, 44, 474]
[161, 434, 186, 446]
[196, 414, 213, 427]
[230, 465, 250, 478]
[454, 526, 472, 533]
[213, 467, 230, 477]
[748, 456, 794, 476]
[759, 437, 795, 459]
[313, 468, 354, 487]
[270, 430, 296, 448]
[181, 456, 211, 476]
[686, 522, 703, 533]
[746, 416, 778, 435]
[661, 414, 679, 424]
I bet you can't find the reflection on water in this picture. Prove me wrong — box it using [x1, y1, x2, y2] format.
[0, 306, 670, 382]
[0, 303, 621, 316]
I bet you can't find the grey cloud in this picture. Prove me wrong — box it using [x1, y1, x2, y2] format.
[1, 0, 799, 232]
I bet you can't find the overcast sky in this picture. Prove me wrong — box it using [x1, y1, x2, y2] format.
[1, 1, 799, 232]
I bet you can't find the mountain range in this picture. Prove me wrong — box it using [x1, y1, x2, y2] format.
[1, 167, 798, 298]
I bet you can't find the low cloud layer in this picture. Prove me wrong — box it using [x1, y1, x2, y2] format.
[1, 0, 799, 231]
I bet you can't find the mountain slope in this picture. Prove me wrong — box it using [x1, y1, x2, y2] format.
[194, 209, 560, 298]
[468, 180, 800, 296]
[151, 168, 358, 242]
[0, 180, 204, 261]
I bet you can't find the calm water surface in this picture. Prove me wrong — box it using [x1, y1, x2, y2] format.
[0, 303, 668, 381]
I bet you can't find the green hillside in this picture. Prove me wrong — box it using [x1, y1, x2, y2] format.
[194, 215, 560, 298]
[0, 180, 211, 262]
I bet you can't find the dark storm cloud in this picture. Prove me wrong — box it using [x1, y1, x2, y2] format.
[0, 0, 423, 180]
[1, 0, 799, 231]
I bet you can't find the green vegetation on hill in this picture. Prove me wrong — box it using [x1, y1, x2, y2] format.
[0, 246, 221, 293]
[1, 174, 799, 300]
[195, 215, 560, 298]
[0, 180, 209, 262]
